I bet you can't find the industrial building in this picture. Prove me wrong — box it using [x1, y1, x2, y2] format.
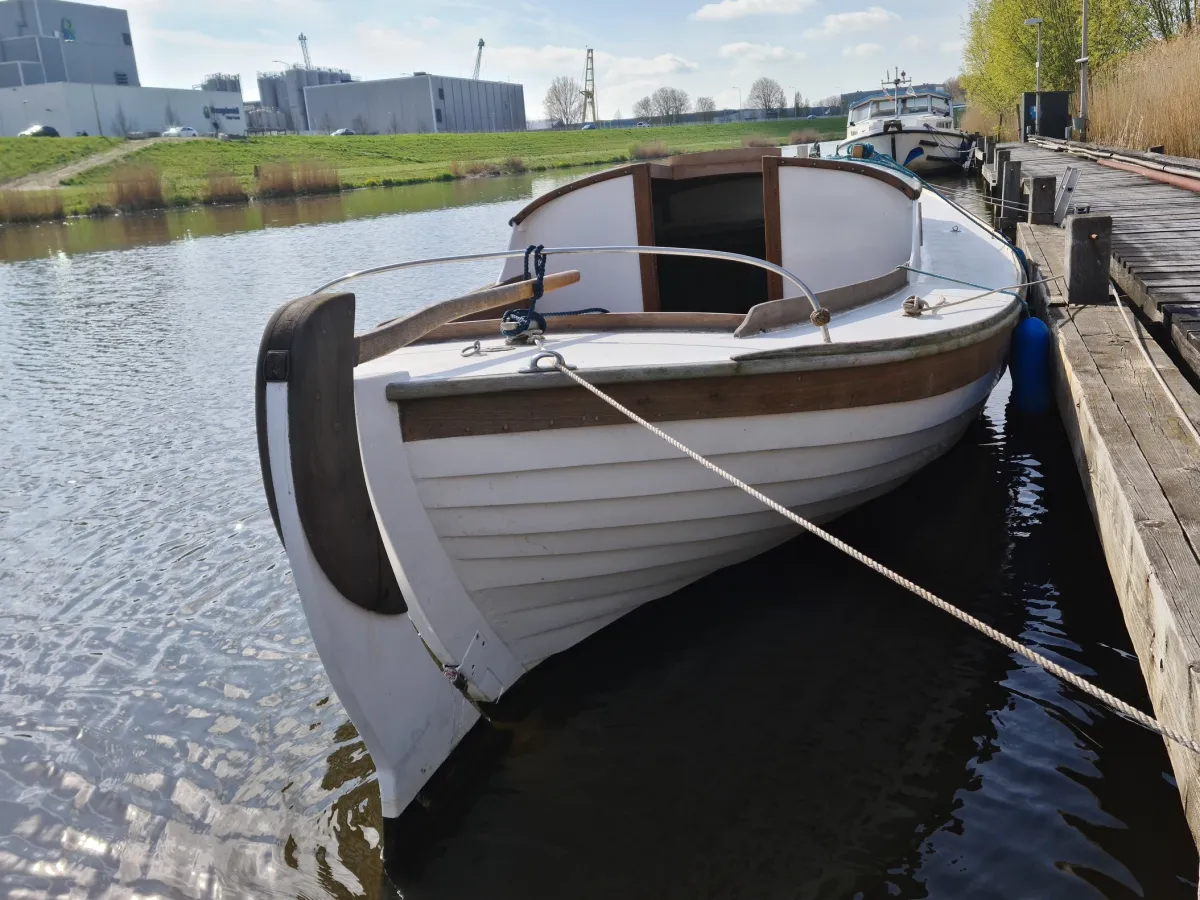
[0, 0, 138, 88]
[0, 0, 243, 136]
[302, 73, 525, 135]
[255, 66, 353, 134]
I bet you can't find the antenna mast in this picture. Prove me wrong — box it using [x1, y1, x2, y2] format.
[472, 38, 484, 80]
[580, 48, 597, 124]
[298, 33, 312, 69]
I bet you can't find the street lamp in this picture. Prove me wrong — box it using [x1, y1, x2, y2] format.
[1025, 17, 1042, 136]
[732, 86, 742, 115]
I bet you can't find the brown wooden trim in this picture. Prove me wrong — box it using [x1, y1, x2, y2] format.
[632, 164, 660, 311]
[778, 156, 922, 200]
[396, 329, 1009, 441]
[412, 312, 742, 345]
[735, 267, 911, 337]
[508, 165, 641, 226]
[762, 156, 783, 301]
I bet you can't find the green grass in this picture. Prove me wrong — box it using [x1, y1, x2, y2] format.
[0, 137, 123, 183]
[67, 119, 846, 203]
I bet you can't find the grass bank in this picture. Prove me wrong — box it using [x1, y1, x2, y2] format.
[67, 118, 845, 200]
[1090, 27, 1200, 158]
[0, 137, 123, 183]
[0, 119, 846, 222]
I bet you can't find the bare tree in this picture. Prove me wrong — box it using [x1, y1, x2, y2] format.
[695, 96, 716, 122]
[944, 76, 965, 102]
[747, 77, 786, 112]
[650, 86, 690, 120]
[613, 108, 622, 122]
[632, 96, 652, 120]
[352, 114, 369, 134]
[544, 76, 583, 126]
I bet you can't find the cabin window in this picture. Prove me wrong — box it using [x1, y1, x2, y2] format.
[900, 96, 929, 114]
[931, 97, 951, 115]
[651, 173, 767, 315]
[871, 99, 896, 117]
[850, 105, 869, 124]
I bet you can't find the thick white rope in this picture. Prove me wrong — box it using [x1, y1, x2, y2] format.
[1110, 286, 1200, 449]
[545, 349, 1200, 755]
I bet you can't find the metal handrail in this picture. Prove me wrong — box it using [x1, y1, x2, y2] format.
[312, 245, 832, 343]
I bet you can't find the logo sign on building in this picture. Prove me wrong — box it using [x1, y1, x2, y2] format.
[204, 106, 241, 120]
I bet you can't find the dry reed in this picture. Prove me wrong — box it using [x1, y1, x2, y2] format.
[1090, 28, 1200, 158]
[629, 140, 668, 160]
[448, 157, 528, 177]
[294, 161, 341, 195]
[205, 171, 248, 204]
[742, 135, 780, 148]
[255, 162, 294, 197]
[787, 129, 822, 144]
[959, 107, 1017, 141]
[111, 164, 165, 211]
[0, 189, 64, 224]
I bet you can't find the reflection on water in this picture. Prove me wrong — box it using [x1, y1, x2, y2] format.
[0, 171, 1195, 899]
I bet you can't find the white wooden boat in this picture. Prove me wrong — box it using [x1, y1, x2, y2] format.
[255, 148, 1023, 878]
[837, 73, 969, 174]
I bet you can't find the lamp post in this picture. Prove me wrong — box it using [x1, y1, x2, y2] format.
[732, 86, 741, 117]
[1079, 0, 1089, 140]
[1024, 17, 1042, 136]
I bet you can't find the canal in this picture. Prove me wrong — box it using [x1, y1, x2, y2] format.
[0, 169, 1196, 898]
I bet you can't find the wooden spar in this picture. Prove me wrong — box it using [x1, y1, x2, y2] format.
[355, 270, 581, 364]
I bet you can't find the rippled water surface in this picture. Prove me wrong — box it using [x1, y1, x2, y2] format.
[1, 170, 1196, 899]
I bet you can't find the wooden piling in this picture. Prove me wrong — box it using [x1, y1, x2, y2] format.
[1064, 214, 1113, 304]
[984, 135, 996, 165]
[999, 159, 1023, 227]
[1027, 175, 1055, 225]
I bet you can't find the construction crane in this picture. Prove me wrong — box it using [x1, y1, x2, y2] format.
[298, 33, 312, 70]
[580, 48, 597, 124]
[471, 38, 484, 80]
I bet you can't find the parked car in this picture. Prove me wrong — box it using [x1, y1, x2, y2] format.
[581, 123, 594, 130]
[18, 124, 59, 137]
[163, 126, 198, 137]
[635, 121, 650, 128]
[330, 128, 356, 136]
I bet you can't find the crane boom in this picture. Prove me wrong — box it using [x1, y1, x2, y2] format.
[298, 33, 312, 69]
[472, 38, 484, 80]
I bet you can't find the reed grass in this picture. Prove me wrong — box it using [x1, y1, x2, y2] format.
[255, 162, 294, 197]
[448, 157, 528, 177]
[959, 106, 1018, 141]
[742, 135, 780, 148]
[629, 140, 668, 160]
[256, 161, 340, 197]
[787, 129, 822, 144]
[111, 164, 165, 211]
[205, 171, 248, 204]
[1090, 28, 1200, 158]
[0, 189, 65, 224]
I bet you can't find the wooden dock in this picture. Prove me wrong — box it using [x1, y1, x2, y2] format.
[981, 138, 1200, 379]
[1016, 216, 1200, 849]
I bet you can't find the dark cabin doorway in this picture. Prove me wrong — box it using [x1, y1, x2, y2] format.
[651, 173, 768, 315]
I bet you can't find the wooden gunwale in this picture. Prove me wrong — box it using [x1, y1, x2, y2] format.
[391, 325, 1011, 442]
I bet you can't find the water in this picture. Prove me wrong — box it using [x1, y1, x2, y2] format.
[0, 170, 1195, 899]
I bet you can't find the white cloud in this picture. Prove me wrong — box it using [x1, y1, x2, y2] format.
[843, 42, 884, 57]
[693, 0, 815, 21]
[718, 42, 805, 63]
[902, 35, 925, 50]
[603, 52, 700, 80]
[803, 7, 899, 38]
[939, 39, 965, 54]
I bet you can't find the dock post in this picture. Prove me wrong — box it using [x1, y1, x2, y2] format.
[1063, 214, 1113, 304]
[1028, 175, 1056, 225]
[989, 147, 1011, 197]
[984, 135, 996, 165]
[1000, 159, 1023, 225]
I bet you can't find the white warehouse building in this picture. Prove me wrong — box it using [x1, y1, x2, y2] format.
[302, 73, 525, 135]
[0, 0, 244, 136]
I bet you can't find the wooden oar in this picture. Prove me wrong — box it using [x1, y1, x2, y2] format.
[356, 270, 581, 364]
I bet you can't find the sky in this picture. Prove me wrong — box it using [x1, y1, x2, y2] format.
[116, 0, 969, 116]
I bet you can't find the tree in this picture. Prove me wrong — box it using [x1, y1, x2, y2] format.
[1141, 0, 1194, 36]
[747, 77, 786, 112]
[944, 76, 966, 102]
[650, 86, 690, 120]
[544, 75, 583, 126]
[695, 96, 716, 122]
[632, 96, 652, 120]
[961, 0, 1150, 123]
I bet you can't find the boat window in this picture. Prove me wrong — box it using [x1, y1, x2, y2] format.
[871, 99, 896, 117]
[931, 97, 951, 115]
[900, 96, 929, 114]
[651, 173, 767, 314]
[850, 105, 869, 123]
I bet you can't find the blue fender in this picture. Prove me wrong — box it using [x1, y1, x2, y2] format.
[1010, 316, 1052, 414]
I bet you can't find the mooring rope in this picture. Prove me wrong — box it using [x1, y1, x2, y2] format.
[533, 341, 1200, 755]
